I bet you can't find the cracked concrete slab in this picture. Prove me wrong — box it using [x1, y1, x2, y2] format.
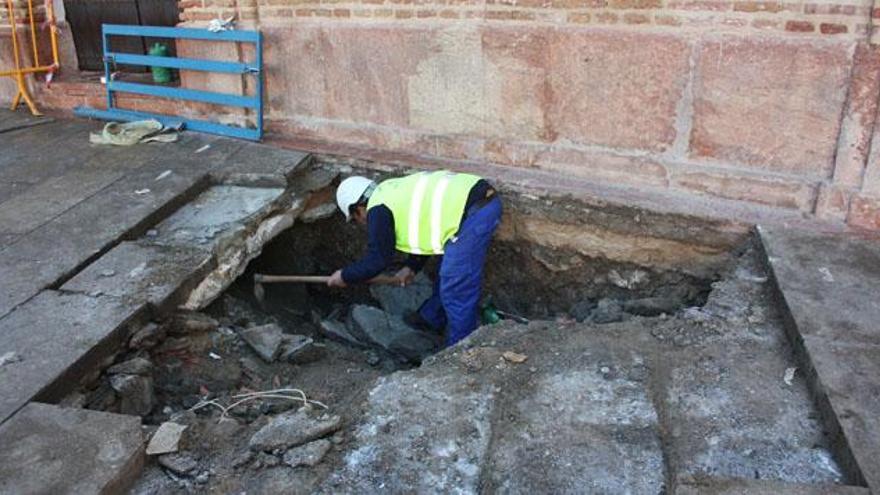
[0, 402, 144, 495]
[147, 185, 286, 250]
[0, 109, 51, 134]
[61, 241, 215, 313]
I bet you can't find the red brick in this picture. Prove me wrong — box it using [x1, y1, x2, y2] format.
[567, 12, 591, 22]
[394, 9, 414, 17]
[785, 20, 814, 32]
[438, 9, 459, 17]
[691, 38, 850, 175]
[655, 14, 682, 24]
[673, 169, 817, 210]
[608, 0, 661, 8]
[623, 12, 650, 23]
[733, 1, 781, 12]
[848, 194, 880, 230]
[819, 22, 847, 34]
[333, 7, 351, 15]
[667, 0, 731, 11]
[416, 8, 436, 16]
[752, 18, 779, 29]
[595, 11, 618, 22]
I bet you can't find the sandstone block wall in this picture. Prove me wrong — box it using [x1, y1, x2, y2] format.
[6, 0, 880, 229]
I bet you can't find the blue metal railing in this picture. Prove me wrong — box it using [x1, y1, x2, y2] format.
[75, 24, 263, 141]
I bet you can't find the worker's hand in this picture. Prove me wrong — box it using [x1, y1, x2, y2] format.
[394, 266, 415, 287]
[327, 270, 347, 288]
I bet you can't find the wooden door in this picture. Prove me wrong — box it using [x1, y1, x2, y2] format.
[64, 0, 180, 71]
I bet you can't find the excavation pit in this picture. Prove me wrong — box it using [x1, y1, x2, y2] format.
[58, 164, 852, 493]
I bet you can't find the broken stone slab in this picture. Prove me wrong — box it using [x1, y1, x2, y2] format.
[320, 318, 368, 348]
[239, 323, 285, 363]
[369, 272, 433, 316]
[280, 334, 322, 364]
[108, 357, 153, 376]
[158, 452, 199, 476]
[350, 304, 441, 361]
[249, 408, 342, 452]
[146, 422, 188, 456]
[110, 374, 154, 416]
[622, 296, 681, 317]
[300, 202, 337, 223]
[0, 403, 144, 494]
[283, 438, 332, 468]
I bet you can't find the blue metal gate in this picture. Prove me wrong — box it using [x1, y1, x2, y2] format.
[75, 24, 264, 141]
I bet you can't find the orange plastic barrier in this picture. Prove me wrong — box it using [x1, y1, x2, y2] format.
[1, 0, 59, 115]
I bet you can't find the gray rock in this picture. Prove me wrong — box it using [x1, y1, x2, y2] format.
[283, 439, 332, 467]
[369, 272, 433, 316]
[158, 453, 198, 476]
[569, 300, 597, 322]
[320, 319, 367, 347]
[350, 305, 441, 361]
[591, 298, 624, 324]
[109, 374, 154, 416]
[249, 408, 342, 452]
[129, 322, 165, 350]
[622, 297, 680, 317]
[146, 422, 187, 455]
[239, 323, 284, 363]
[107, 357, 153, 376]
[280, 335, 322, 364]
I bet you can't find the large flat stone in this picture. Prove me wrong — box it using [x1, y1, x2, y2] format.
[0, 291, 140, 425]
[545, 30, 691, 152]
[760, 227, 880, 347]
[0, 402, 144, 494]
[676, 477, 869, 494]
[760, 226, 880, 491]
[691, 37, 850, 176]
[147, 185, 285, 250]
[61, 241, 214, 313]
[213, 141, 311, 187]
[0, 109, 52, 134]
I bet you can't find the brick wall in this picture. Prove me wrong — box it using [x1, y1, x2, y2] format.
[19, 0, 880, 229]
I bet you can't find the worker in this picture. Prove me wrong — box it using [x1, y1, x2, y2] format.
[328, 170, 502, 347]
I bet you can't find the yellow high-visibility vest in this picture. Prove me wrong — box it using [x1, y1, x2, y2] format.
[368, 171, 482, 255]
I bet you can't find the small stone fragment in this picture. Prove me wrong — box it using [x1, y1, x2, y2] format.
[168, 311, 219, 336]
[502, 351, 528, 364]
[109, 374, 154, 416]
[0, 351, 21, 367]
[129, 322, 165, 350]
[783, 367, 797, 386]
[249, 408, 342, 452]
[279, 335, 322, 364]
[569, 300, 596, 323]
[146, 422, 188, 455]
[591, 298, 624, 324]
[158, 453, 199, 476]
[283, 439, 332, 468]
[239, 323, 285, 363]
[108, 357, 153, 376]
[99, 269, 116, 278]
[622, 297, 680, 317]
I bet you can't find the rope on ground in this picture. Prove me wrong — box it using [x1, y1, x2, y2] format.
[189, 387, 328, 421]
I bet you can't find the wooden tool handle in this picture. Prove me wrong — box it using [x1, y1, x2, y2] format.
[254, 274, 403, 285]
[254, 274, 330, 284]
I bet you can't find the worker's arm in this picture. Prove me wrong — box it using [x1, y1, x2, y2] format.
[339, 206, 396, 285]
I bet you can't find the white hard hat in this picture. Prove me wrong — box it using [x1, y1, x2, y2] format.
[336, 176, 376, 221]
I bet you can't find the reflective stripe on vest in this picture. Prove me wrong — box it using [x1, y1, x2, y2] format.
[368, 171, 481, 255]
